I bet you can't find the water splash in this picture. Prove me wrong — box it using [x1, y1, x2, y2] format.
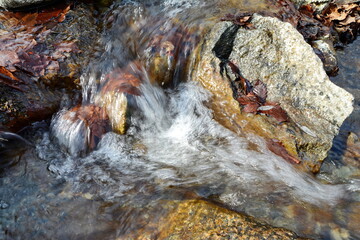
[39, 1, 360, 239]
[46, 81, 347, 206]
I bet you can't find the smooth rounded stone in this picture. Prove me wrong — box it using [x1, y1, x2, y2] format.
[123, 200, 309, 239]
[51, 105, 110, 156]
[311, 39, 338, 76]
[0, 0, 52, 9]
[192, 15, 353, 173]
[95, 91, 128, 134]
[0, 200, 9, 209]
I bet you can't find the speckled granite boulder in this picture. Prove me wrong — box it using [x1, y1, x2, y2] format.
[192, 14, 353, 173]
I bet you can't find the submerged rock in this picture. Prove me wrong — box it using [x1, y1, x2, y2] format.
[0, 131, 30, 169]
[192, 15, 353, 173]
[51, 105, 110, 156]
[94, 64, 143, 134]
[124, 199, 309, 239]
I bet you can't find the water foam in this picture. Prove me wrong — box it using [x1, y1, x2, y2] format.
[45, 81, 346, 206]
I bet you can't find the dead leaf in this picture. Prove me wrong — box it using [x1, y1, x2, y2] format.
[221, 12, 255, 29]
[36, 5, 70, 24]
[52, 41, 81, 59]
[0, 66, 25, 91]
[16, 51, 50, 77]
[102, 70, 142, 96]
[0, 67, 19, 81]
[299, 4, 315, 17]
[258, 102, 289, 122]
[266, 138, 301, 164]
[0, 4, 72, 78]
[252, 79, 267, 104]
[0, 51, 20, 71]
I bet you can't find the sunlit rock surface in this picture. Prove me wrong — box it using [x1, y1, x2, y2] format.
[123, 200, 309, 240]
[192, 15, 354, 173]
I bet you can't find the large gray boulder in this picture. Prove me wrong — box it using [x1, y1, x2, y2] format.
[192, 14, 354, 173]
[0, 0, 52, 9]
[231, 14, 353, 138]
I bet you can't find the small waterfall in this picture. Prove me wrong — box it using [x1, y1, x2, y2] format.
[47, 80, 346, 205]
[38, 1, 360, 239]
[46, 0, 352, 207]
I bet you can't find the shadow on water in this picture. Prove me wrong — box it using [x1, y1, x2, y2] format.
[322, 37, 360, 179]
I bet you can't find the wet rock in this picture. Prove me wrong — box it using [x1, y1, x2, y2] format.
[94, 64, 143, 134]
[140, 19, 201, 88]
[0, 131, 31, 169]
[290, 0, 330, 11]
[51, 105, 110, 156]
[51, 62, 143, 155]
[346, 202, 360, 238]
[0, 80, 63, 131]
[0, 3, 101, 131]
[339, 132, 360, 169]
[283, 203, 353, 239]
[0, 0, 53, 9]
[192, 15, 353, 173]
[124, 200, 309, 239]
[311, 39, 338, 76]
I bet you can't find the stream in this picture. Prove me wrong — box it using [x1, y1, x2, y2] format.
[1, 0, 360, 239]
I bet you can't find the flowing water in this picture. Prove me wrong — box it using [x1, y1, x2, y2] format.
[1, 1, 360, 239]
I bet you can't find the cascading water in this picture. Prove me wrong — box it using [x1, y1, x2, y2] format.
[1, 0, 360, 239]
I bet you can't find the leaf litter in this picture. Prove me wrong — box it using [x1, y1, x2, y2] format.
[0, 3, 78, 90]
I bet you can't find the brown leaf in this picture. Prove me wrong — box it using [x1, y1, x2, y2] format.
[16, 51, 50, 77]
[36, 5, 71, 24]
[237, 93, 260, 113]
[20, 13, 38, 27]
[252, 79, 267, 104]
[0, 66, 19, 81]
[258, 102, 289, 122]
[221, 12, 255, 29]
[52, 41, 80, 60]
[0, 51, 20, 71]
[243, 102, 261, 113]
[299, 4, 315, 17]
[237, 92, 257, 105]
[0, 67, 25, 91]
[102, 70, 142, 96]
[266, 138, 301, 164]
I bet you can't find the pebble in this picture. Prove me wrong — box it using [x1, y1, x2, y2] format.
[0, 200, 9, 209]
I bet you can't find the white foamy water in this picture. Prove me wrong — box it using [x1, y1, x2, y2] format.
[45, 80, 347, 206]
